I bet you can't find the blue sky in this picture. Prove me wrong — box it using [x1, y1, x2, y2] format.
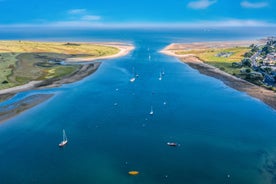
[0, 0, 275, 28]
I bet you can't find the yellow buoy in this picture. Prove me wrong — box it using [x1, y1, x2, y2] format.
[128, 171, 139, 175]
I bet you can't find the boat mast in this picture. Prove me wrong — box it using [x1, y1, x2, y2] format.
[63, 130, 67, 142]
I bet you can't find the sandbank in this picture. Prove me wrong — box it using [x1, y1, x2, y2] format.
[0, 94, 53, 123]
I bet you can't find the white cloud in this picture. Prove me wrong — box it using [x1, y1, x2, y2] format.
[187, 0, 217, 9]
[241, 1, 268, 8]
[81, 15, 101, 21]
[67, 9, 101, 21]
[68, 9, 87, 15]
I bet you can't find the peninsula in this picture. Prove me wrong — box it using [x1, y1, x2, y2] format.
[0, 41, 133, 123]
[0, 41, 134, 100]
[161, 39, 276, 110]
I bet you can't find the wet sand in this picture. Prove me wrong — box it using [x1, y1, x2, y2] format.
[0, 94, 53, 123]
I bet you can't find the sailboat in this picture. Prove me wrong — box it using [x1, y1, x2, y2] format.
[149, 106, 154, 115]
[158, 72, 162, 81]
[59, 129, 68, 147]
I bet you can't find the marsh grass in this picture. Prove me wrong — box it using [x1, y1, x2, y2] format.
[176, 47, 250, 75]
[0, 41, 119, 89]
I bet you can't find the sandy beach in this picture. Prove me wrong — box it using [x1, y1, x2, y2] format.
[0, 81, 42, 95]
[65, 43, 134, 62]
[160, 40, 265, 56]
[161, 41, 276, 110]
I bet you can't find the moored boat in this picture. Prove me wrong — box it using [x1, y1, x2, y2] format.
[59, 129, 68, 147]
[167, 142, 177, 147]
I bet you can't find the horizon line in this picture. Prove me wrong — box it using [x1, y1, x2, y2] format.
[0, 20, 276, 29]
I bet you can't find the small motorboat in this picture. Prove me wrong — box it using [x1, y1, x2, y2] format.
[167, 142, 177, 147]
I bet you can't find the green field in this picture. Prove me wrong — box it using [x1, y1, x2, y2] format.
[176, 47, 250, 75]
[0, 41, 120, 90]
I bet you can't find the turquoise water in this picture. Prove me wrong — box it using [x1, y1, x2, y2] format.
[1, 28, 276, 184]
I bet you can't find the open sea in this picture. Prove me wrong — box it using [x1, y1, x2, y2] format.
[0, 27, 276, 184]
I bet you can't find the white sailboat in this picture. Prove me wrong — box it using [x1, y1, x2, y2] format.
[149, 106, 154, 115]
[59, 129, 68, 147]
[148, 55, 151, 61]
[130, 67, 136, 82]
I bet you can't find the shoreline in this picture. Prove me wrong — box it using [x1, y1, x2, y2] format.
[65, 43, 134, 62]
[0, 42, 133, 123]
[161, 41, 276, 111]
[0, 60, 101, 100]
[0, 63, 102, 122]
[0, 43, 133, 97]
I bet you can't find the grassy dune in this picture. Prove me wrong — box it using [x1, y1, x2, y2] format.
[176, 47, 250, 75]
[0, 41, 119, 90]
